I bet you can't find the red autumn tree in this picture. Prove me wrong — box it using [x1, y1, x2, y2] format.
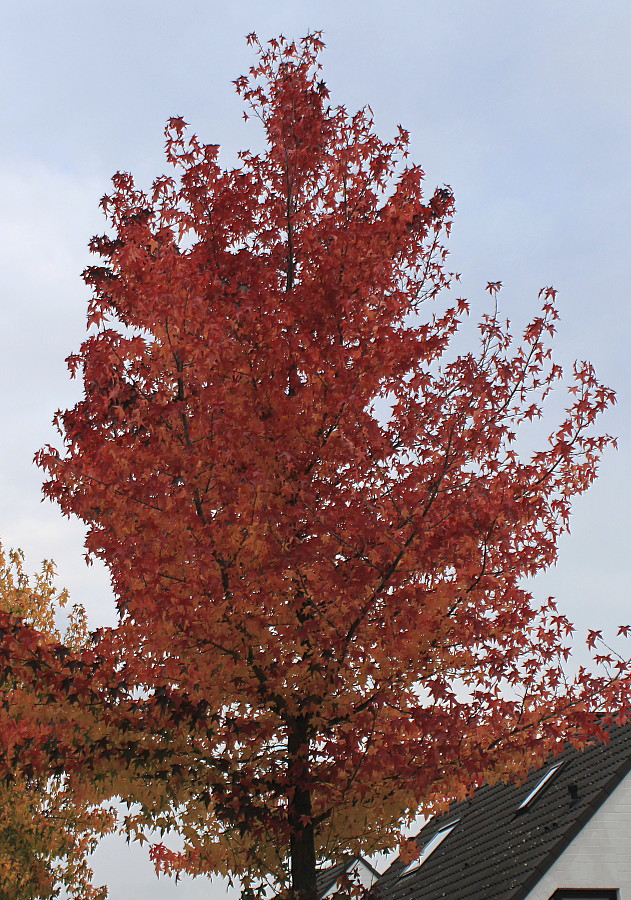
[26, 31, 630, 899]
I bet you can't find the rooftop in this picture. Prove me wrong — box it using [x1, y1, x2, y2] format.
[372, 721, 631, 900]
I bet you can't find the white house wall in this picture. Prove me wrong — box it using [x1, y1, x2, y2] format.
[523, 770, 631, 900]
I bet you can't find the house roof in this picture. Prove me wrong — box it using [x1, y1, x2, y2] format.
[372, 721, 631, 900]
[316, 856, 380, 898]
[317, 859, 353, 898]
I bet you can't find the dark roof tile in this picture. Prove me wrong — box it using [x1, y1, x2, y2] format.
[372, 722, 631, 900]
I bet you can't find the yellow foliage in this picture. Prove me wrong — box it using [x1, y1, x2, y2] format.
[0, 544, 115, 899]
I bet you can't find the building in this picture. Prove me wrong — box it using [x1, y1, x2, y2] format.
[317, 856, 380, 898]
[371, 721, 631, 900]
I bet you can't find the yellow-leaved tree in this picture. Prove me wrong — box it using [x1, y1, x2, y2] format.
[0, 544, 115, 900]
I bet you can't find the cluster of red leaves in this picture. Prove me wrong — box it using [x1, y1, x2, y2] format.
[1, 31, 629, 895]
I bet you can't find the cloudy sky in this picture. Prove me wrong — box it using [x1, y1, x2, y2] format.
[1, 1, 630, 897]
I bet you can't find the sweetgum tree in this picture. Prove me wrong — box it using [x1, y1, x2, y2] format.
[6, 31, 627, 899]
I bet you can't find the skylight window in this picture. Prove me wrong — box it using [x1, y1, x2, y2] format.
[399, 820, 460, 877]
[517, 762, 564, 811]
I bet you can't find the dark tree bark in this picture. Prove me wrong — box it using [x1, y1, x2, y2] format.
[288, 715, 317, 900]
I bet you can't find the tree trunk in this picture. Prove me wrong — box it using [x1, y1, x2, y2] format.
[288, 715, 317, 900]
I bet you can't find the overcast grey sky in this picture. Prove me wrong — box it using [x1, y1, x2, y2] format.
[1, 1, 630, 897]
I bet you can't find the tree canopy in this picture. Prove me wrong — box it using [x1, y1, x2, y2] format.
[0, 546, 114, 899]
[1, 32, 629, 900]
